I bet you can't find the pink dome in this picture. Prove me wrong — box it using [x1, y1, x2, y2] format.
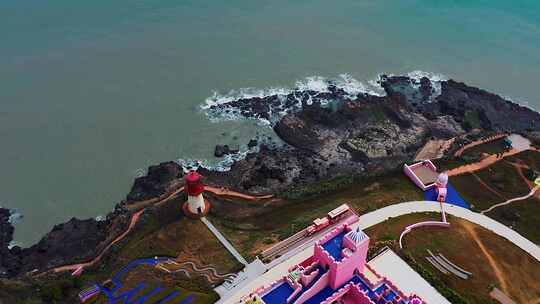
[436, 172, 448, 187]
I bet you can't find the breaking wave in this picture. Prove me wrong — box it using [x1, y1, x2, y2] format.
[175, 136, 277, 172]
[178, 71, 447, 173]
[201, 72, 445, 126]
[8, 212, 23, 225]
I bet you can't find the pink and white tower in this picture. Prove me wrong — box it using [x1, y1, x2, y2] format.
[435, 172, 448, 203]
[435, 172, 448, 222]
[182, 171, 210, 218]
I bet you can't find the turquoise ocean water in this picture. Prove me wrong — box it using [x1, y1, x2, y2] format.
[1, 0, 539, 245]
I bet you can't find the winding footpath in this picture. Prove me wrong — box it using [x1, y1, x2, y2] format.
[53, 209, 144, 274]
[482, 186, 540, 214]
[453, 134, 507, 157]
[52, 186, 272, 275]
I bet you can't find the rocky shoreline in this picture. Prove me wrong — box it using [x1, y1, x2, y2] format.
[2, 75, 539, 279]
[0, 206, 130, 278]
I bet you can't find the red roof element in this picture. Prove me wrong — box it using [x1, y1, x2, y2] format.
[185, 171, 201, 183]
[185, 171, 204, 196]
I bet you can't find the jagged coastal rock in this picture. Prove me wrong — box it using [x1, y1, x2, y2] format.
[2, 74, 539, 279]
[0, 207, 130, 278]
[127, 161, 184, 202]
[200, 76, 538, 194]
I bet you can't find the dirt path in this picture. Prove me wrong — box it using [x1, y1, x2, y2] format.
[205, 186, 274, 201]
[454, 134, 507, 157]
[129, 185, 274, 211]
[53, 209, 144, 274]
[472, 172, 506, 200]
[52, 186, 273, 275]
[505, 160, 540, 200]
[462, 221, 509, 295]
[448, 148, 522, 176]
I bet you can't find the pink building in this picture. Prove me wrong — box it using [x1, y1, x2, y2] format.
[246, 224, 424, 304]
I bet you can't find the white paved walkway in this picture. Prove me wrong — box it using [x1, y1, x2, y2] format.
[482, 186, 539, 214]
[368, 249, 451, 304]
[218, 201, 540, 304]
[201, 217, 248, 266]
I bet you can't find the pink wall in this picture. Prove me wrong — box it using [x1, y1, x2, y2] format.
[287, 285, 303, 304]
[320, 283, 374, 304]
[399, 221, 450, 249]
[404, 161, 438, 190]
[293, 271, 330, 304]
[300, 268, 320, 287]
[313, 224, 371, 290]
[331, 230, 370, 289]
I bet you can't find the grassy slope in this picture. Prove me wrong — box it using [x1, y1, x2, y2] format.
[365, 213, 540, 304]
[209, 172, 424, 259]
[486, 198, 540, 245]
[450, 161, 530, 211]
[462, 138, 508, 158]
[4, 199, 240, 304]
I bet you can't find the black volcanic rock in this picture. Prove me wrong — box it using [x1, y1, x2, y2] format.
[4, 74, 540, 280]
[127, 161, 183, 202]
[0, 206, 130, 278]
[0, 208, 20, 277]
[200, 76, 539, 194]
[215, 144, 230, 157]
[248, 139, 258, 148]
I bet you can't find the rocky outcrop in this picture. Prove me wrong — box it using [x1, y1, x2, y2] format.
[4, 74, 539, 280]
[214, 144, 240, 157]
[0, 207, 130, 278]
[126, 161, 183, 202]
[0, 208, 20, 277]
[199, 75, 538, 194]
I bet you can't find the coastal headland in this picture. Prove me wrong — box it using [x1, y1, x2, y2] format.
[1, 74, 539, 303]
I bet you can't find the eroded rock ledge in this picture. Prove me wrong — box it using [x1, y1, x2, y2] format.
[2, 75, 539, 278]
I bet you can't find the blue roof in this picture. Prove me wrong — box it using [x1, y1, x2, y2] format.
[322, 231, 347, 262]
[261, 282, 294, 304]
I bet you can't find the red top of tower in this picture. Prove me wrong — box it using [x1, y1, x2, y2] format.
[185, 171, 204, 196]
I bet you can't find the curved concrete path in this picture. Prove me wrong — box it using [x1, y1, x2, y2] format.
[353, 201, 540, 262]
[220, 201, 540, 304]
[482, 186, 539, 214]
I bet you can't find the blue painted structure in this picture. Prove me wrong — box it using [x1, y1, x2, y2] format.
[261, 282, 294, 304]
[94, 257, 193, 304]
[322, 231, 347, 262]
[424, 184, 470, 209]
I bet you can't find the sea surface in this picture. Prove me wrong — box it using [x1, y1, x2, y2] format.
[1, 0, 539, 245]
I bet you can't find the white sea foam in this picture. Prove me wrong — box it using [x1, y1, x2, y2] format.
[133, 168, 147, 178]
[95, 215, 106, 222]
[175, 136, 277, 173]
[407, 70, 448, 100]
[195, 71, 450, 172]
[8, 212, 22, 225]
[8, 241, 21, 250]
[295, 76, 330, 93]
[336, 74, 385, 98]
[175, 149, 251, 173]
[200, 74, 390, 125]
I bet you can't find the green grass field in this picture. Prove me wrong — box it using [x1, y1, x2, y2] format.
[365, 213, 540, 304]
[462, 138, 508, 158]
[486, 198, 540, 245]
[209, 172, 424, 259]
[450, 173, 504, 211]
